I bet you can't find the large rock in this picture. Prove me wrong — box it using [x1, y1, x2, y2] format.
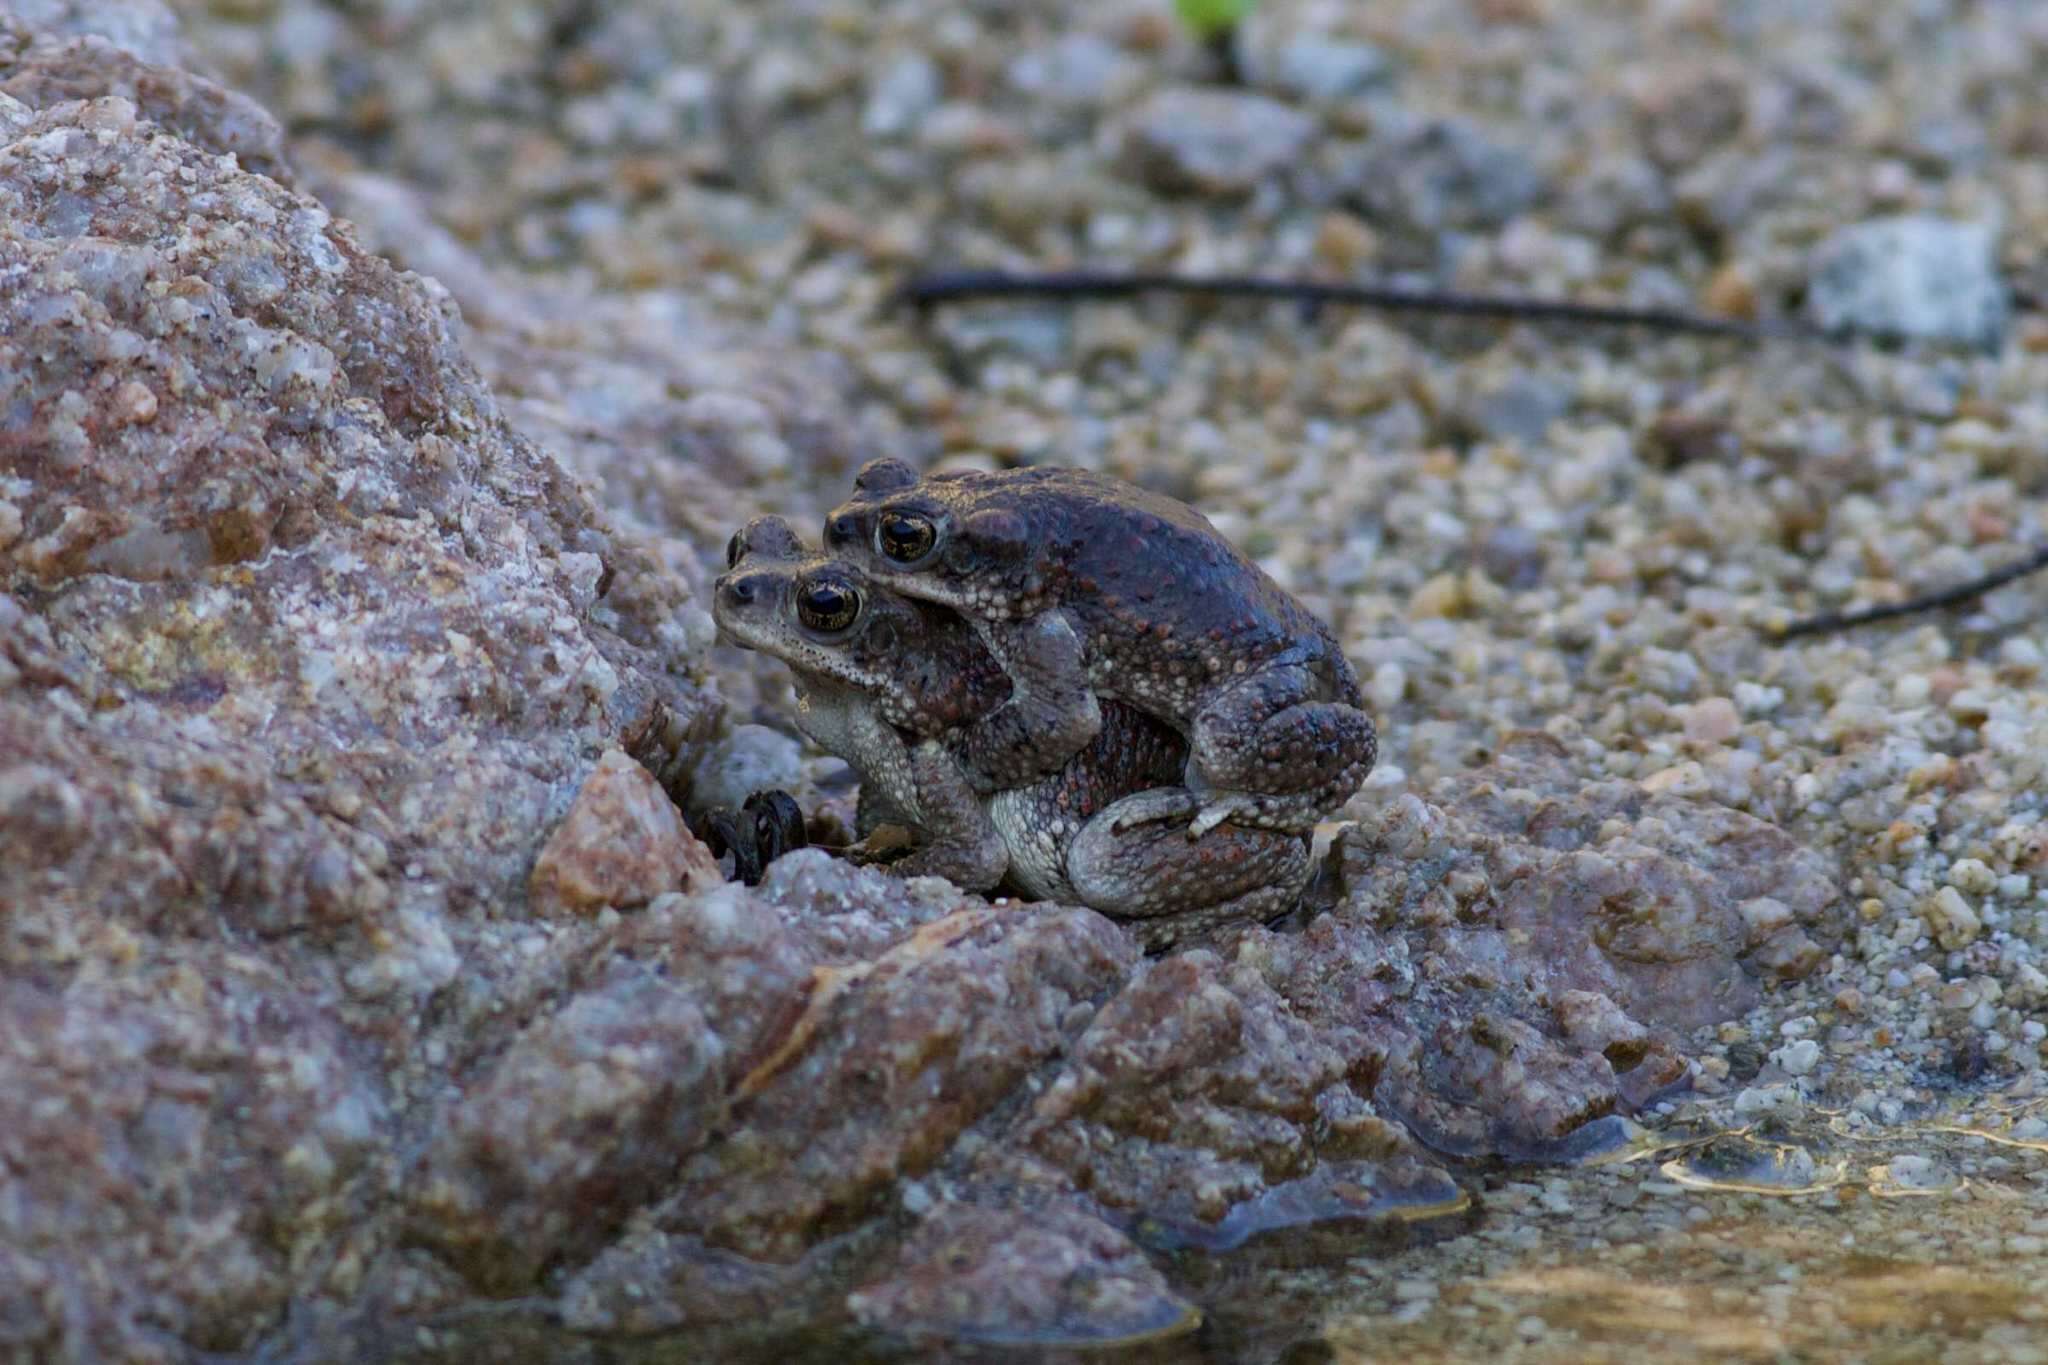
[0, 11, 287, 181]
[0, 7, 714, 1354]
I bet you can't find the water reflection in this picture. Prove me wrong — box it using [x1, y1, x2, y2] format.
[371, 1083, 2043, 1364]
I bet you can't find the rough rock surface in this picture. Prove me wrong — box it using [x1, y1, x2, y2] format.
[0, 8, 711, 1355]
[1325, 734, 1839, 1153]
[0, 14, 288, 182]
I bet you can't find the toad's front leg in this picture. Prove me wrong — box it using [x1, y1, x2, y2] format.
[951, 612, 1103, 790]
[889, 738, 1012, 892]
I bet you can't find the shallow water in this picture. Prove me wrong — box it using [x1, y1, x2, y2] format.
[322, 1084, 2048, 1365]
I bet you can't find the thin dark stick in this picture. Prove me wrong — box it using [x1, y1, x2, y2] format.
[894, 268, 1821, 344]
[1776, 543, 2048, 638]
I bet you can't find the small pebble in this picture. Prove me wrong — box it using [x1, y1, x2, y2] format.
[1773, 1039, 1822, 1077]
[1923, 886, 1983, 949]
[1806, 215, 2010, 348]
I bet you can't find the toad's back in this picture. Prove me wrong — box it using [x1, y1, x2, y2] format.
[934, 466, 1358, 710]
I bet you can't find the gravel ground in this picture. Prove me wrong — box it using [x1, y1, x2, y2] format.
[136, 0, 2048, 1356]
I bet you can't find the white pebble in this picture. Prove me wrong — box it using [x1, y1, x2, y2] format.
[1947, 858, 1998, 896]
[1732, 680, 1783, 715]
[1364, 763, 1409, 790]
[1923, 886, 1982, 948]
[1370, 661, 1408, 710]
[1774, 1039, 1822, 1076]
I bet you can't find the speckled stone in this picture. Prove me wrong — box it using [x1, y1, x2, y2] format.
[1121, 86, 1318, 197]
[1806, 215, 2011, 348]
[528, 748, 722, 915]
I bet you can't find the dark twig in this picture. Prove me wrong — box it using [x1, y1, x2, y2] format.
[893, 268, 1823, 344]
[1775, 543, 2048, 638]
[1202, 27, 1245, 86]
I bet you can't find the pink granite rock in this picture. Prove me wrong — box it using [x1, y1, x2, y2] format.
[528, 748, 721, 916]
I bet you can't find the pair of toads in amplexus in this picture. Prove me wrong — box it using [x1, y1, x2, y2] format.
[714, 457, 1379, 948]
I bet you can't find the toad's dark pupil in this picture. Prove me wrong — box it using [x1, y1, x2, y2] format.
[726, 530, 746, 568]
[878, 512, 936, 563]
[798, 581, 860, 632]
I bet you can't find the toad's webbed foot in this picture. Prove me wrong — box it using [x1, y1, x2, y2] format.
[1099, 785, 1200, 835]
[1068, 789, 1313, 947]
[693, 789, 810, 885]
[1187, 662, 1377, 834]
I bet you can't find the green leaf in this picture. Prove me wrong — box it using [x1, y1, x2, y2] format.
[1173, 0, 1257, 40]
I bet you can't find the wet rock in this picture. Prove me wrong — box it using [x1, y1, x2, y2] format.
[846, 1200, 1197, 1348]
[1122, 87, 1318, 197]
[528, 748, 721, 916]
[1344, 113, 1545, 236]
[1805, 215, 2010, 349]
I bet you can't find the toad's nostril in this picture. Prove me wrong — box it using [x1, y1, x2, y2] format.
[722, 576, 756, 606]
[825, 514, 858, 548]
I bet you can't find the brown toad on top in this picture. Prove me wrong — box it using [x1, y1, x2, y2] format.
[823, 459, 1377, 837]
[713, 515, 1309, 945]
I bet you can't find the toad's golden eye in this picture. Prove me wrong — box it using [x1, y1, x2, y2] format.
[877, 511, 937, 564]
[797, 579, 861, 633]
[726, 529, 746, 569]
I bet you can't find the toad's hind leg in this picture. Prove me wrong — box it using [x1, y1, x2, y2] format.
[1066, 792, 1311, 938]
[1185, 663, 1376, 836]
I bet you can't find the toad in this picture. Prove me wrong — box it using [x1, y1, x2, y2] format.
[823, 459, 1376, 837]
[713, 516, 1310, 945]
